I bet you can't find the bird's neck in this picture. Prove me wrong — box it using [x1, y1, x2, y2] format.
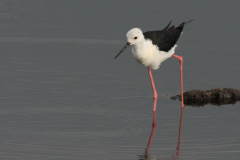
[133, 39, 153, 53]
[133, 39, 145, 50]
[132, 39, 150, 59]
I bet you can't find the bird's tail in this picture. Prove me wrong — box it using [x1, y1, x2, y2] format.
[176, 19, 194, 32]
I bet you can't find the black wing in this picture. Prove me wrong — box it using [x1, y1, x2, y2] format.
[143, 22, 185, 52]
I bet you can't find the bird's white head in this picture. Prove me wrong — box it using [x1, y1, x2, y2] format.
[114, 28, 144, 59]
[126, 28, 144, 45]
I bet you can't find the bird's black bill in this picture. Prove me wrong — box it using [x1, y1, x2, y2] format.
[114, 42, 130, 59]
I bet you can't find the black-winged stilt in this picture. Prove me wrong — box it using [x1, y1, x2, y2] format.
[115, 20, 194, 111]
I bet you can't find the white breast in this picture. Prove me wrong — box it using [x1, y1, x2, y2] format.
[132, 39, 177, 70]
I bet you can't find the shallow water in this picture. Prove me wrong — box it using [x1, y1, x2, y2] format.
[0, 1, 240, 160]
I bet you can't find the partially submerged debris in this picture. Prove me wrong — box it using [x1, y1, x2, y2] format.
[171, 88, 240, 107]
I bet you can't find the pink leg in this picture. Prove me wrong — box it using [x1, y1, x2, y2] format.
[171, 54, 184, 107]
[147, 68, 158, 112]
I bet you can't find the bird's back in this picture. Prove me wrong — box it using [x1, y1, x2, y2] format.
[143, 22, 185, 52]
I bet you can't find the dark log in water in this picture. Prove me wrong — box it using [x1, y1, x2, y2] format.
[171, 88, 240, 106]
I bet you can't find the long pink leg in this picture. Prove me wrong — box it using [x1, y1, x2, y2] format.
[147, 68, 158, 112]
[171, 54, 184, 107]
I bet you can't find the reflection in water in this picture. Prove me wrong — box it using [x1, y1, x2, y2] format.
[141, 112, 157, 160]
[173, 107, 184, 160]
[139, 99, 184, 160]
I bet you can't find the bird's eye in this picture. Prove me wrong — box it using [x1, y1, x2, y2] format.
[134, 37, 138, 40]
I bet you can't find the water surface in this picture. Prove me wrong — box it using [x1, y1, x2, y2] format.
[0, 1, 240, 160]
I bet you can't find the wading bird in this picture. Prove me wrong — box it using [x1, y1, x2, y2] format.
[115, 20, 193, 111]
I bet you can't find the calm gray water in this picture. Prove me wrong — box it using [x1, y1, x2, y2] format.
[0, 1, 240, 160]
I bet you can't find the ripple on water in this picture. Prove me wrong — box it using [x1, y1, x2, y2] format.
[0, 105, 152, 137]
